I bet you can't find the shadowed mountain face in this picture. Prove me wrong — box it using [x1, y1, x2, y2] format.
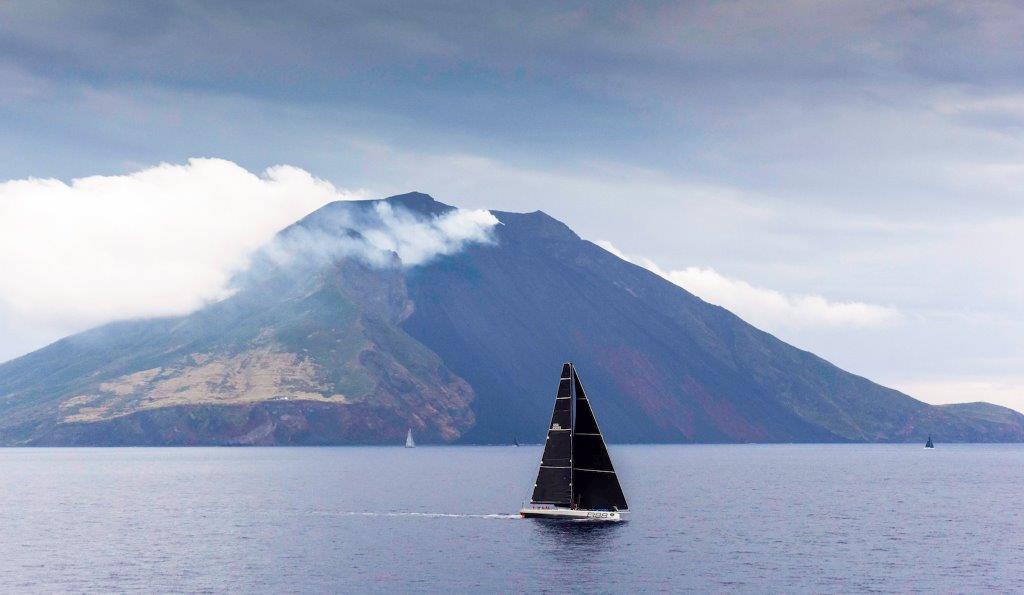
[1, 193, 1022, 445]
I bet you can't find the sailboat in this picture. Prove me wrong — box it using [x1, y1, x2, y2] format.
[513, 436, 520, 447]
[520, 362, 628, 521]
[925, 435, 934, 448]
[405, 428, 415, 448]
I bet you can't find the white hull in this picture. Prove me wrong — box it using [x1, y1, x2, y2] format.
[519, 506, 623, 521]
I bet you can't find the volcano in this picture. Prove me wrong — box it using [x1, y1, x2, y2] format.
[1, 192, 1021, 445]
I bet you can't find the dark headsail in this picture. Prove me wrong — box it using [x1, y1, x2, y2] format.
[571, 367, 628, 510]
[530, 363, 574, 506]
[530, 362, 628, 511]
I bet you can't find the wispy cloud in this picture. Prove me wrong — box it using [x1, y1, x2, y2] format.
[264, 200, 498, 269]
[596, 241, 902, 331]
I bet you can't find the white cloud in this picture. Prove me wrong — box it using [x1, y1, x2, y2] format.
[356, 201, 498, 266]
[0, 158, 351, 331]
[264, 200, 498, 269]
[0, 158, 497, 361]
[596, 240, 902, 331]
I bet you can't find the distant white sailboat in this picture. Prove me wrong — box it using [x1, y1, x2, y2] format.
[405, 428, 416, 448]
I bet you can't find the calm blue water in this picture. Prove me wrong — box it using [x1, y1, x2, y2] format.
[2, 444, 1023, 593]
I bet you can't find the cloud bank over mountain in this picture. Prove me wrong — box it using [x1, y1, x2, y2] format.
[596, 241, 902, 331]
[0, 160, 497, 360]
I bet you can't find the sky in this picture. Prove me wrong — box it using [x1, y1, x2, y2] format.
[1, 1, 1022, 410]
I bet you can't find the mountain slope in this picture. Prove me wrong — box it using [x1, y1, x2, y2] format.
[0, 249, 473, 445]
[1, 192, 1021, 444]
[402, 203, 1023, 443]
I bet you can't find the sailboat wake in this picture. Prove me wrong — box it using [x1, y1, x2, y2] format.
[314, 511, 521, 520]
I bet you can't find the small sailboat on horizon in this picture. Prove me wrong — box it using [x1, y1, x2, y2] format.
[520, 362, 628, 521]
[925, 435, 934, 448]
[405, 428, 415, 448]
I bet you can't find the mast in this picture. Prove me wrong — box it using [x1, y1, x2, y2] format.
[569, 362, 575, 507]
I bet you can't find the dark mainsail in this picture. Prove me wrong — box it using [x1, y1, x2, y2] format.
[530, 363, 628, 511]
[530, 363, 574, 505]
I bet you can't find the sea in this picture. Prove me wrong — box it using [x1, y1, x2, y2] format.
[2, 444, 1022, 593]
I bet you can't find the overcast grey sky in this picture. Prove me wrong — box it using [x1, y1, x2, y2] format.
[1, 1, 1023, 409]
